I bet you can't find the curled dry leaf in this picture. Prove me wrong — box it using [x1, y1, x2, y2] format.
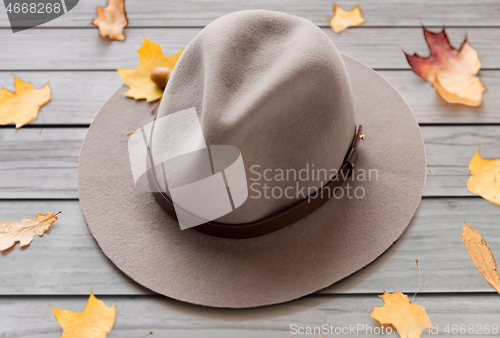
[462, 222, 500, 294]
[327, 4, 366, 33]
[0, 76, 51, 128]
[405, 28, 485, 107]
[0, 212, 59, 251]
[91, 0, 128, 41]
[117, 38, 184, 102]
[371, 291, 432, 338]
[467, 149, 500, 206]
[52, 290, 116, 338]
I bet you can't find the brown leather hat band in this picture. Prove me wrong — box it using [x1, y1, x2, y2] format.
[147, 125, 362, 239]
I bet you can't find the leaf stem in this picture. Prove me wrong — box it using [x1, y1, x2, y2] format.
[412, 259, 421, 303]
[428, 169, 469, 175]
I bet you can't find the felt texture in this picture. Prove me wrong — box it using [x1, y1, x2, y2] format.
[153, 10, 355, 223]
[78, 10, 426, 308]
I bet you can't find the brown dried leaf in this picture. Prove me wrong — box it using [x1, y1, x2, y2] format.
[462, 222, 500, 293]
[0, 212, 59, 251]
[92, 0, 128, 41]
[405, 27, 485, 107]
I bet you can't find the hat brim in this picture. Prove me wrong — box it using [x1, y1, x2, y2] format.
[78, 54, 426, 308]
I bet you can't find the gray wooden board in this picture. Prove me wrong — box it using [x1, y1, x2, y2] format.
[1, 71, 499, 126]
[1, 1, 499, 333]
[2, 0, 500, 27]
[0, 126, 497, 199]
[2, 293, 500, 337]
[0, 27, 499, 70]
[1, 197, 500, 296]
[0, 72, 122, 126]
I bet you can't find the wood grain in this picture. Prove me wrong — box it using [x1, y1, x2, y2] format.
[423, 126, 500, 197]
[1, 126, 497, 199]
[1, 0, 500, 27]
[1, 71, 499, 126]
[383, 71, 499, 124]
[1, 198, 499, 295]
[0, 0, 498, 333]
[1, 293, 500, 337]
[0, 27, 499, 70]
[0, 128, 83, 199]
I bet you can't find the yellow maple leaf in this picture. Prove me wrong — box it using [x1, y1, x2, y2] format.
[0, 76, 51, 128]
[91, 0, 128, 41]
[117, 38, 184, 102]
[467, 149, 500, 206]
[0, 212, 59, 251]
[52, 291, 116, 338]
[327, 4, 366, 33]
[405, 28, 485, 107]
[371, 291, 432, 338]
[462, 222, 500, 293]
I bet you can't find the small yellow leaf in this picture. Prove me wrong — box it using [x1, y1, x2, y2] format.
[405, 28, 485, 107]
[371, 291, 432, 338]
[462, 222, 500, 293]
[0, 212, 59, 251]
[0, 76, 51, 128]
[117, 38, 184, 102]
[327, 4, 366, 33]
[467, 149, 500, 206]
[91, 0, 128, 41]
[52, 291, 116, 338]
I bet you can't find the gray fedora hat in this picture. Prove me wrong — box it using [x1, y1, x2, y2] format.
[78, 10, 426, 308]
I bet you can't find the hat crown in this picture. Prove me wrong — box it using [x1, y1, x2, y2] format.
[155, 10, 356, 224]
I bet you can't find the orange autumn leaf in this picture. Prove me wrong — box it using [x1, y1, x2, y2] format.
[92, 0, 128, 41]
[462, 222, 500, 294]
[371, 291, 432, 338]
[0, 212, 59, 251]
[52, 291, 116, 338]
[0, 76, 51, 128]
[467, 149, 500, 206]
[405, 28, 485, 107]
[327, 4, 366, 33]
[117, 38, 184, 102]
